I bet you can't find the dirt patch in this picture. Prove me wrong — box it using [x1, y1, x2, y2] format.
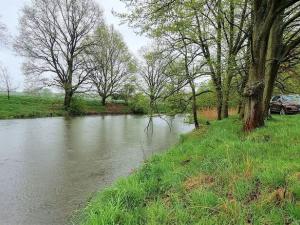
[105, 103, 128, 113]
[246, 179, 261, 203]
[162, 194, 171, 207]
[199, 108, 237, 120]
[295, 172, 300, 181]
[267, 188, 294, 205]
[184, 174, 215, 191]
[181, 159, 191, 166]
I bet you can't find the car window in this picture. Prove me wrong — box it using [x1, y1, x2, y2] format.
[272, 96, 280, 101]
[283, 95, 300, 103]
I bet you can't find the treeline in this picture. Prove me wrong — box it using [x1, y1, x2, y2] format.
[118, 0, 300, 131]
[2, 0, 300, 131]
[12, 0, 137, 109]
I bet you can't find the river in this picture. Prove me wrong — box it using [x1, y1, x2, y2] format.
[0, 115, 193, 225]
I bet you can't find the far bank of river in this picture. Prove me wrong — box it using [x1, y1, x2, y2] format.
[0, 94, 132, 120]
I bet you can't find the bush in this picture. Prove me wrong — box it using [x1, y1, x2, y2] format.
[164, 92, 190, 115]
[68, 97, 85, 115]
[128, 93, 149, 114]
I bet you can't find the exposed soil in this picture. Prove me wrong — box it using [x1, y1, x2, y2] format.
[199, 108, 237, 120]
[184, 174, 215, 191]
[105, 103, 129, 114]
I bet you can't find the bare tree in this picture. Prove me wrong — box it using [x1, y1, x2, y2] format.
[0, 16, 7, 46]
[0, 66, 17, 100]
[14, 0, 103, 109]
[85, 25, 135, 105]
[137, 46, 170, 116]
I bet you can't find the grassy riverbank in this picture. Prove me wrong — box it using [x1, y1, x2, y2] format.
[0, 94, 130, 119]
[78, 115, 300, 225]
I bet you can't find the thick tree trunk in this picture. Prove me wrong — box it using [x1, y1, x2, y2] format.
[238, 100, 244, 117]
[64, 88, 73, 110]
[243, 67, 265, 131]
[101, 96, 107, 106]
[64, 62, 74, 110]
[263, 14, 284, 117]
[243, 1, 279, 131]
[243, 34, 268, 131]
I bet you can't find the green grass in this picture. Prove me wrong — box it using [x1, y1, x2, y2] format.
[77, 115, 300, 225]
[0, 94, 129, 119]
[0, 94, 65, 119]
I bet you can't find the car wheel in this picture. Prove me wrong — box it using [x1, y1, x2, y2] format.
[280, 108, 286, 115]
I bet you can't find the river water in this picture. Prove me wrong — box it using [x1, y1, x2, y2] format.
[0, 115, 193, 225]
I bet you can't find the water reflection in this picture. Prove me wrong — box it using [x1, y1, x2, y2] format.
[0, 115, 193, 225]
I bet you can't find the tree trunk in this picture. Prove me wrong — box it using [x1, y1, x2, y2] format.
[222, 58, 235, 119]
[101, 96, 107, 106]
[7, 90, 10, 100]
[238, 41, 251, 120]
[243, 1, 278, 131]
[239, 87, 247, 120]
[222, 64, 232, 119]
[222, 1, 235, 119]
[191, 86, 199, 129]
[64, 61, 74, 110]
[216, 88, 223, 120]
[222, 91, 229, 119]
[216, 0, 223, 121]
[64, 88, 73, 110]
[263, 14, 284, 117]
[243, 67, 265, 131]
[238, 100, 244, 118]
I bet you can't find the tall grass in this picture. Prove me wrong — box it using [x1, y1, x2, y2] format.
[77, 115, 300, 225]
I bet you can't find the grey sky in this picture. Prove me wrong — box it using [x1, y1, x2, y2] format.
[0, 0, 149, 90]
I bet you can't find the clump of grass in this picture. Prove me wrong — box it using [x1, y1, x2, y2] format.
[77, 115, 300, 225]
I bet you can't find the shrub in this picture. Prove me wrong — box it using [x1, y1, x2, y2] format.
[128, 94, 149, 114]
[68, 97, 85, 115]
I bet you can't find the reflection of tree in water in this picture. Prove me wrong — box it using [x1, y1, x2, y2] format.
[144, 101, 173, 136]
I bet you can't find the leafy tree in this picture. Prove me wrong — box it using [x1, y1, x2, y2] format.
[119, 76, 137, 104]
[119, 0, 250, 120]
[137, 46, 170, 116]
[85, 24, 136, 105]
[243, 0, 300, 131]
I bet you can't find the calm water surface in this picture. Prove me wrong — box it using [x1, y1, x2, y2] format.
[0, 115, 193, 225]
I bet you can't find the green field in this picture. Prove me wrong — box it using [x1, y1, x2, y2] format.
[78, 115, 300, 225]
[0, 94, 130, 119]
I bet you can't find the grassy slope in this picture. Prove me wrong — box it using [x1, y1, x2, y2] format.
[0, 94, 129, 119]
[78, 116, 300, 225]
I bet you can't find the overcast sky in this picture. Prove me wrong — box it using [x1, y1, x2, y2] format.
[0, 0, 149, 90]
